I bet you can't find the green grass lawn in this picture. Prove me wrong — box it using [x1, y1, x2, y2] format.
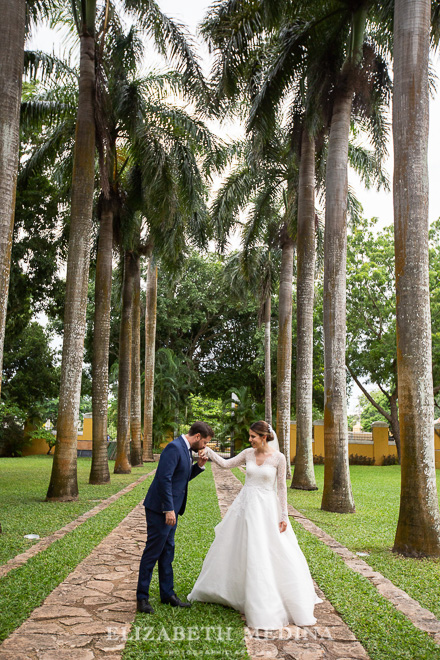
[123, 462, 249, 660]
[285, 465, 440, 620]
[0, 455, 157, 565]
[232, 466, 440, 660]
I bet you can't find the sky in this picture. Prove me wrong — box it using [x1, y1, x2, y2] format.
[28, 1, 440, 415]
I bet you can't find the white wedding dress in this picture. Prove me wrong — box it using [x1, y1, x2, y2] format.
[187, 447, 322, 630]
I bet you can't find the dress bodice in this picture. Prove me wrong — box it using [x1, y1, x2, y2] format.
[206, 446, 289, 523]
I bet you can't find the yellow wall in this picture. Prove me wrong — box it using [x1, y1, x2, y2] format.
[22, 436, 52, 456]
[434, 426, 440, 469]
[289, 420, 400, 466]
[22, 414, 94, 456]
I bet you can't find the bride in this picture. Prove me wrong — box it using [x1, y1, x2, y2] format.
[187, 420, 322, 630]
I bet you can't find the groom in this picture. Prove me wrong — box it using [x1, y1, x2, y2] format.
[136, 421, 213, 613]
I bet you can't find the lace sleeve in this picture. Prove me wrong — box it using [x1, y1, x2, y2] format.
[206, 446, 248, 469]
[276, 452, 289, 523]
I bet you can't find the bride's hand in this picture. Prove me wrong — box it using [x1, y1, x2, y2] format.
[279, 521, 287, 533]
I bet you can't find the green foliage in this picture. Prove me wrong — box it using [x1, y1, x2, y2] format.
[346, 219, 397, 395]
[218, 386, 265, 450]
[0, 403, 28, 457]
[187, 394, 223, 438]
[2, 322, 59, 416]
[155, 251, 272, 400]
[357, 391, 392, 432]
[28, 426, 57, 454]
[349, 454, 375, 466]
[152, 348, 197, 448]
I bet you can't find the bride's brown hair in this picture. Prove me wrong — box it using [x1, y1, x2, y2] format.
[249, 420, 274, 442]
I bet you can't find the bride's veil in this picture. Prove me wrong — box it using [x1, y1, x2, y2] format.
[267, 425, 279, 451]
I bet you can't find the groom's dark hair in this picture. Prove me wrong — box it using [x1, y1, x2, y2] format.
[188, 421, 214, 438]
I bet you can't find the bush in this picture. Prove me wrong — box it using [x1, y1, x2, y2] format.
[292, 454, 375, 466]
[349, 453, 375, 465]
[0, 403, 28, 456]
[382, 454, 399, 465]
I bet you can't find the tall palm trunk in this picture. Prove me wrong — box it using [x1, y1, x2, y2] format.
[130, 253, 143, 467]
[393, 0, 440, 557]
[292, 131, 317, 490]
[264, 296, 272, 424]
[47, 26, 96, 500]
[321, 84, 355, 513]
[89, 200, 113, 484]
[276, 231, 294, 477]
[320, 5, 368, 513]
[0, 0, 26, 397]
[143, 256, 157, 462]
[114, 251, 135, 474]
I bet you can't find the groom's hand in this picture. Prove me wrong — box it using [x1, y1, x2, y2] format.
[197, 451, 208, 468]
[165, 511, 176, 526]
[279, 521, 287, 533]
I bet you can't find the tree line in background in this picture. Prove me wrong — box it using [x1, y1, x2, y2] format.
[1, 0, 440, 558]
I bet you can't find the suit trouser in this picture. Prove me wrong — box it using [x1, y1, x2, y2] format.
[136, 507, 177, 601]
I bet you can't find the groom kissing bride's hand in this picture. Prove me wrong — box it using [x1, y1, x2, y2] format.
[136, 421, 214, 614]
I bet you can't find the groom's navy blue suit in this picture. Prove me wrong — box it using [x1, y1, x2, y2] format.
[136, 435, 204, 602]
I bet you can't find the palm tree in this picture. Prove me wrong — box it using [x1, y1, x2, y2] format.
[46, 0, 98, 500]
[210, 131, 296, 474]
[0, 0, 56, 400]
[291, 129, 318, 491]
[130, 252, 143, 467]
[47, 1, 212, 499]
[143, 254, 157, 462]
[392, 0, 440, 557]
[241, 1, 390, 511]
[114, 250, 135, 473]
[223, 246, 280, 424]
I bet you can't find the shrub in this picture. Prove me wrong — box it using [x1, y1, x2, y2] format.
[0, 403, 28, 456]
[382, 454, 399, 465]
[349, 453, 375, 465]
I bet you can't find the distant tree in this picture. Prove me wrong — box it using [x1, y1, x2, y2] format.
[2, 322, 59, 414]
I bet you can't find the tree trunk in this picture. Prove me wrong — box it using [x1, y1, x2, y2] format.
[292, 130, 317, 491]
[276, 232, 294, 477]
[89, 201, 113, 484]
[114, 251, 135, 474]
[47, 30, 96, 501]
[321, 86, 355, 513]
[143, 256, 157, 462]
[130, 254, 143, 467]
[0, 0, 26, 397]
[389, 390, 401, 463]
[393, 0, 440, 557]
[264, 296, 272, 425]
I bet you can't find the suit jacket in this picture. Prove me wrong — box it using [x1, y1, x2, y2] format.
[143, 435, 204, 516]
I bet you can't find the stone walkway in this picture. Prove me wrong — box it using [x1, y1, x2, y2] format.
[0, 468, 157, 580]
[2, 460, 440, 659]
[0, 502, 147, 660]
[212, 464, 370, 660]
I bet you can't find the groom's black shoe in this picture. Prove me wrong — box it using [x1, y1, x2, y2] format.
[162, 594, 192, 608]
[137, 599, 154, 614]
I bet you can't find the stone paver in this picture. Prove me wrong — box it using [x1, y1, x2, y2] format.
[212, 463, 370, 660]
[0, 467, 157, 580]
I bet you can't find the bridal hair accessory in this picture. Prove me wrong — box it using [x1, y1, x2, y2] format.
[267, 423, 274, 434]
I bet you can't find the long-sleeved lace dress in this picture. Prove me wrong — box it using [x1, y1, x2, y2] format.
[187, 447, 322, 629]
